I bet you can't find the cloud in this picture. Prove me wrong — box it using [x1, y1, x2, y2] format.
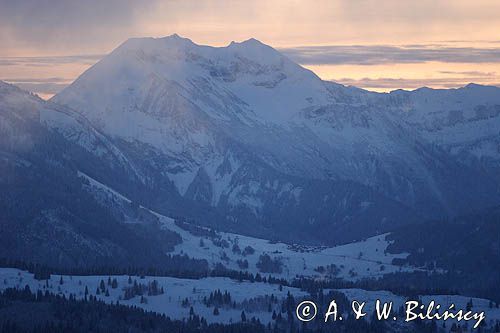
[0, 55, 104, 67]
[1, 77, 72, 94]
[2, 77, 69, 83]
[280, 45, 500, 65]
[438, 70, 496, 77]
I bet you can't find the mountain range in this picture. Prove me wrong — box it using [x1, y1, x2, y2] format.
[2, 34, 500, 259]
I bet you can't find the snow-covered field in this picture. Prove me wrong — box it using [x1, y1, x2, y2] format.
[161, 215, 414, 281]
[340, 288, 500, 328]
[80, 170, 418, 282]
[2, 268, 500, 328]
[0, 268, 304, 324]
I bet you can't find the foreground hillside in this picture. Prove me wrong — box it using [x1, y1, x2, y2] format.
[1, 267, 499, 332]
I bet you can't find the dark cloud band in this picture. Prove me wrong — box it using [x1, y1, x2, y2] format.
[0, 55, 103, 67]
[280, 45, 500, 65]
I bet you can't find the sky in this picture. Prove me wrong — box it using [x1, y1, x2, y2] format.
[1, 0, 500, 99]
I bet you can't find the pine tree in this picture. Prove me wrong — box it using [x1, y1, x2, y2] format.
[241, 311, 247, 322]
[467, 299, 473, 311]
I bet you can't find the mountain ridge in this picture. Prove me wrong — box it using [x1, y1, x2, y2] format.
[3, 34, 500, 244]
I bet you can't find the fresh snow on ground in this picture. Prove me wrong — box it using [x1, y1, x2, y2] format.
[0, 268, 304, 324]
[2, 268, 500, 328]
[162, 214, 414, 281]
[339, 288, 500, 328]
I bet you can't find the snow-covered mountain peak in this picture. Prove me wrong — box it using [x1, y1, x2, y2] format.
[53, 34, 331, 131]
[0, 80, 12, 91]
[226, 37, 284, 62]
[162, 33, 193, 42]
[0, 80, 34, 98]
[112, 34, 283, 66]
[230, 37, 264, 46]
[0, 80, 43, 118]
[118, 34, 197, 53]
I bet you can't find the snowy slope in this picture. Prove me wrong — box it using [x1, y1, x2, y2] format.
[0, 81, 191, 269]
[78, 170, 418, 282]
[0, 81, 43, 151]
[390, 85, 500, 174]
